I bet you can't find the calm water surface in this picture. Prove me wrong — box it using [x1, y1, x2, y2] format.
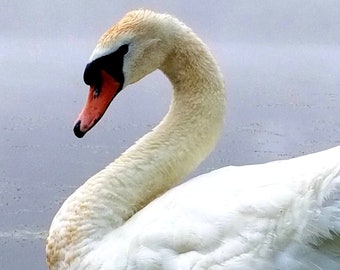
[1, 2, 339, 269]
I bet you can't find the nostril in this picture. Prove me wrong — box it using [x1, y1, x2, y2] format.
[73, 120, 85, 138]
[93, 87, 101, 98]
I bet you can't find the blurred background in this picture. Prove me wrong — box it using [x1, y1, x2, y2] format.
[1, 1, 339, 269]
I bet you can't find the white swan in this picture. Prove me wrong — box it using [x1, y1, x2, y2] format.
[46, 10, 340, 270]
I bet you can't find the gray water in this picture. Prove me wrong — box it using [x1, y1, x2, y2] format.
[1, 1, 340, 269]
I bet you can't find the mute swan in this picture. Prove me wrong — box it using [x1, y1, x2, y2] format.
[46, 10, 340, 270]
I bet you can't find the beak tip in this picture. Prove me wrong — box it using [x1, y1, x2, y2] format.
[73, 120, 86, 138]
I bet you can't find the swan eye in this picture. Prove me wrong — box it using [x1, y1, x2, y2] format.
[118, 44, 129, 55]
[83, 44, 129, 87]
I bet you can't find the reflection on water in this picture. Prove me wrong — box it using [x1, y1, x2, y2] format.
[1, 3, 340, 270]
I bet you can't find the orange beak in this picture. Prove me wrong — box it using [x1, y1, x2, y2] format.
[74, 70, 121, 138]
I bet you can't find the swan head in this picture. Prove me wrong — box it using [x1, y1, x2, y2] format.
[74, 10, 173, 138]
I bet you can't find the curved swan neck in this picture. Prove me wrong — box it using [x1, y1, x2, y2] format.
[47, 13, 225, 269]
[98, 26, 226, 228]
[112, 26, 226, 219]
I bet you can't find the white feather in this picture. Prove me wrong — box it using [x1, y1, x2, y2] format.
[46, 10, 340, 270]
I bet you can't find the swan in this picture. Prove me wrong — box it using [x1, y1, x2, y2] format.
[46, 10, 340, 270]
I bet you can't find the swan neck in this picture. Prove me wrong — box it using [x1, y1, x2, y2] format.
[112, 32, 226, 222]
[47, 21, 225, 269]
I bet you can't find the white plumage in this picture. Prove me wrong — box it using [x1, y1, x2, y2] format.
[46, 10, 340, 269]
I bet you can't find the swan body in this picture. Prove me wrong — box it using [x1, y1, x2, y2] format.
[46, 10, 340, 269]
